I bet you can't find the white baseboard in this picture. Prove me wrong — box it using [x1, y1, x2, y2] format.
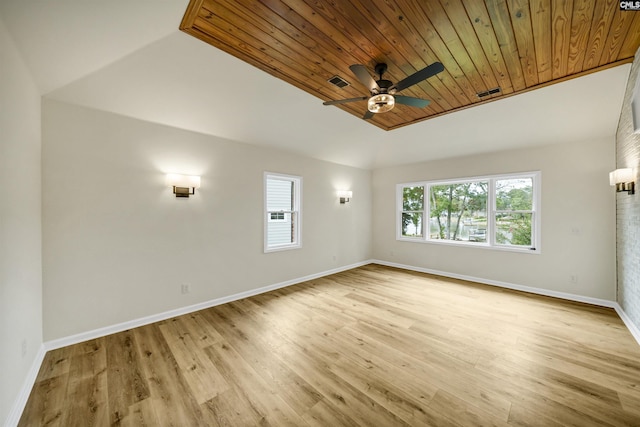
[372, 259, 640, 346]
[371, 259, 617, 307]
[44, 260, 372, 351]
[613, 302, 640, 345]
[4, 344, 46, 427]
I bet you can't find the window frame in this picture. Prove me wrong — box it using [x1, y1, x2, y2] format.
[264, 172, 302, 253]
[396, 171, 541, 254]
[399, 182, 426, 239]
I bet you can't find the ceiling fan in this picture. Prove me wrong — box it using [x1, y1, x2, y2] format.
[323, 62, 445, 119]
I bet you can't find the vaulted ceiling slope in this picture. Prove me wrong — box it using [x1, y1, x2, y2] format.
[0, 1, 635, 169]
[180, 0, 640, 130]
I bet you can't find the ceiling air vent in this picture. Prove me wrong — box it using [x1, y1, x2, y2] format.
[477, 87, 501, 98]
[328, 75, 350, 88]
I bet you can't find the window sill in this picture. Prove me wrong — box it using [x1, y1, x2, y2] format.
[396, 236, 540, 254]
[264, 243, 302, 254]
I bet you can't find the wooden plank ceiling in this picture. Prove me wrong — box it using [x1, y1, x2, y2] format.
[180, 0, 640, 131]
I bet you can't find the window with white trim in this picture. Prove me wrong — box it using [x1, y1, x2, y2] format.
[397, 172, 540, 252]
[264, 172, 301, 252]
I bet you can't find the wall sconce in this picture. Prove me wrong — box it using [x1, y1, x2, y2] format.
[337, 190, 353, 204]
[166, 173, 201, 197]
[609, 168, 635, 195]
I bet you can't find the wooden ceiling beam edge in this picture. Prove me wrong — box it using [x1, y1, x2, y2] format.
[386, 58, 634, 131]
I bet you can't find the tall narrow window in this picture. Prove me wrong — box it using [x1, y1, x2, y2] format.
[401, 185, 424, 238]
[494, 177, 534, 248]
[264, 173, 301, 252]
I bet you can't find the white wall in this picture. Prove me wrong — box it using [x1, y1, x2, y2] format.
[42, 100, 372, 341]
[372, 138, 616, 300]
[0, 17, 43, 426]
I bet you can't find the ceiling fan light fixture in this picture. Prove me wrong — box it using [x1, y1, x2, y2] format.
[368, 94, 395, 113]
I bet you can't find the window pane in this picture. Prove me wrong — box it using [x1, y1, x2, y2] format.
[496, 178, 533, 211]
[429, 182, 487, 241]
[266, 212, 296, 246]
[402, 186, 424, 211]
[266, 178, 293, 211]
[402, 212, 423, 237]
[495, 213, 532, 246]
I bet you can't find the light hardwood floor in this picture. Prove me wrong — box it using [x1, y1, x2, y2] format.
[19, 264, 640, 426]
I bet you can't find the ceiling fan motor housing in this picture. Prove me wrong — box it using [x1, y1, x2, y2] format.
[376, 79, 394, 94]
[324, 61, 444, 119]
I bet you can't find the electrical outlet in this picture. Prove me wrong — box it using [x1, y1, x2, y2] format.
[181, 283, 191, 294]
[21, 339, 27, 358]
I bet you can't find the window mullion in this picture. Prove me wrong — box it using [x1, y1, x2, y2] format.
[488, 178, 496, 247]
[423, 184, 429, 241]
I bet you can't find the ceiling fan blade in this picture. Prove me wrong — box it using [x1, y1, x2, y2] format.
[394, 95, 430, 108]
[362, 110, 374, 120]
[350, 64, 380, 93]
[390, 62, 444, 92]
[323, 96, 368, 106]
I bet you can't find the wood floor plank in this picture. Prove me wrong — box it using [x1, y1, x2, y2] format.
[120, 399, 161, 427]
[619, 392, 640, 417]
[322, 324, 440, 400]
[59, 339, 108, 427]
[507, 402, 568, 427]
[428, 389, 511, 427]
[132, 324, 207, 426]
[273, 338, 413, 427]
[300, 399, 360, 427]
[474, 352, 639, 426]
[158, 319, 230, 404]
[33, 345, 73, 382]
[18, 264, 640, 426]
[327, 356, 459, 426]
[511, 333, 640, 397]
[201, 386, 269, 426]
[165, 311, 226, 349]
[18, 375, 69, 426]
[204, 341, 307, 426]
[217, 304, 328, 416]
[105, 330, 150, 425]
[507, 388, 618, 427]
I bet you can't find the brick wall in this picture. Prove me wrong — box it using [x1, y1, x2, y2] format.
[616, 48, 640, 332]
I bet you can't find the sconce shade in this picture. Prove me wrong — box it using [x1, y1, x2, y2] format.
[609, 168, 634, 185]
[609, 168, 635, 195]
[337, 190, 353, 204]
[166, 174, 201, 197]
[166, 174, 201, 188]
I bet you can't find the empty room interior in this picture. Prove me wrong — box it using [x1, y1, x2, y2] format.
[3, 0, 640, 425]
